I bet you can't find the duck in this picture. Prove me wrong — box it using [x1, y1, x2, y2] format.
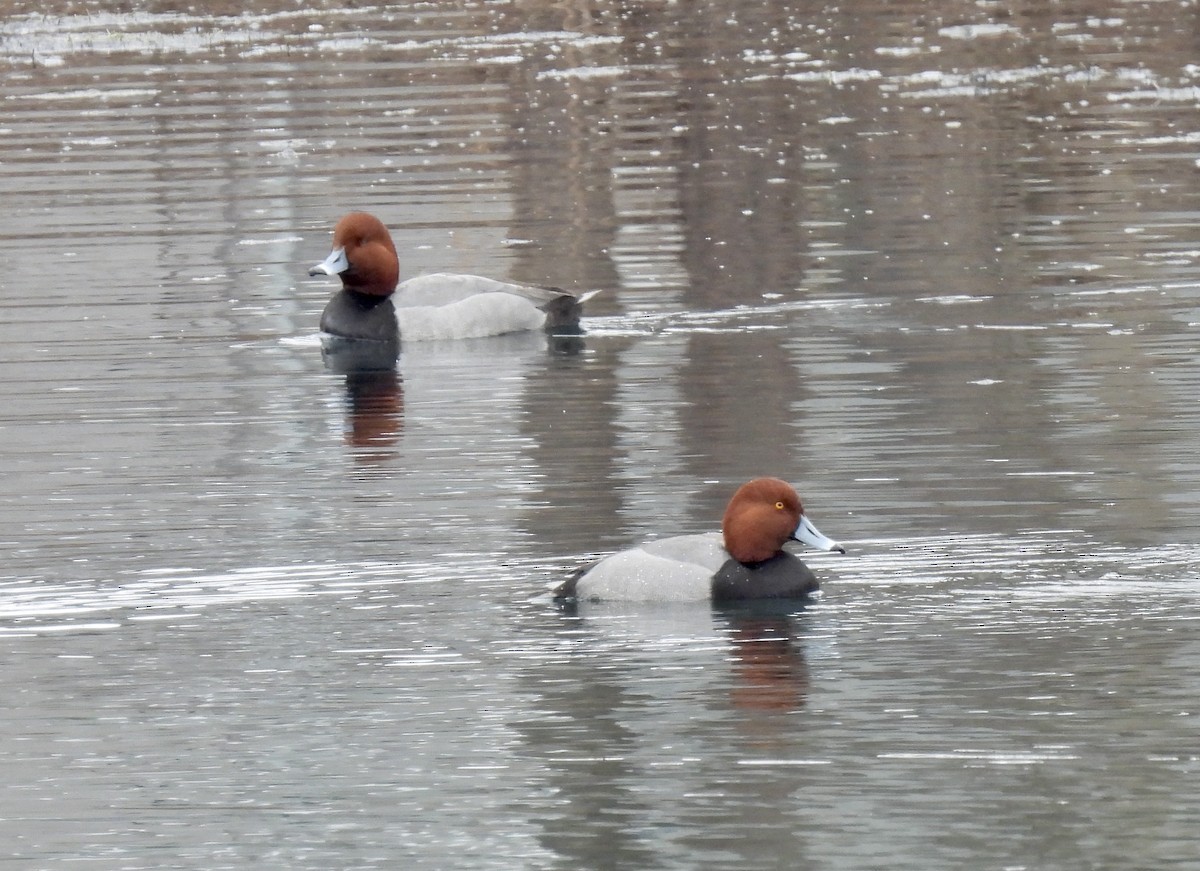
[554, 478, 846, 602]
[309, 211, 599, 342]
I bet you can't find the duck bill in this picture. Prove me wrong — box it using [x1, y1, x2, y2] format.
[309, 246, 349, 277]
[793, 514, 846, 554]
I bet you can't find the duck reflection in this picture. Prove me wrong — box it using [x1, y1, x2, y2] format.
[552, 599, 811, 712]
[718, 605, 811, 712]
[319, 297, 403, 460]
[318, 298, 587, 461]
[339, 368, 404, 451]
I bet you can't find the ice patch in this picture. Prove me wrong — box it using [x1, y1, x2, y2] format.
[237, 236, 304, 246]
[938, 23, 1022, 40]
[536, 65, 625, 81]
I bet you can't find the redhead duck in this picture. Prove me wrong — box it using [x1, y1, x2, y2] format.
[309, 212, 599, 342]
[555, 478, 846, 602]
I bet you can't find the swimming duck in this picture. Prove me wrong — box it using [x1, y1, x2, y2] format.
[555, 478, 846, 602]
[309, 212, 598, 341]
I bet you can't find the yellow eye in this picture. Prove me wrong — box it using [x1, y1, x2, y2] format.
[775, 501, 785, 510]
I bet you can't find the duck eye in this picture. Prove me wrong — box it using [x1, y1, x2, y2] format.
[775, 501, 785, 510]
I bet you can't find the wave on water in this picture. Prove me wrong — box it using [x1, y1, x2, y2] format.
[0, 562, 406, 635]
[585, 295, 871, 337]
[3, 531, 1194, 636]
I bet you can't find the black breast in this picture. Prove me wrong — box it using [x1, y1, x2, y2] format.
[320, 289, 399, 343]
[710, 553, 819, 601]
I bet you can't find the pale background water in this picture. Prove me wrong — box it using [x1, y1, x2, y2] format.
[2, 2, 1199, 869]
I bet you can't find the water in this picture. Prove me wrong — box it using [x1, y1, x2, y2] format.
[2, 2, 1200, 868]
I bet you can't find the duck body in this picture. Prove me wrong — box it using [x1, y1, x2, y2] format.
[555, 478, 845, 603]
[309, 212, 597, 342]
[557, 532, 822, 602]
[389, 274, 557, 340]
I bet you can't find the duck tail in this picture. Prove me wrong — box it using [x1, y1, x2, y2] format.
[550, 564, 589, 601]
[537, 286, 598, 333]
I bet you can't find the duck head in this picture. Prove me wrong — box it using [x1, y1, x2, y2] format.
[309, 211, 400, 298]
[721, 477, 845, 564]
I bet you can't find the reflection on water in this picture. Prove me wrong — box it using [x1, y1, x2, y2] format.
[722, 609, 812, 713]
[3, 1, 1200, 868]
[341, 368, 404, 454]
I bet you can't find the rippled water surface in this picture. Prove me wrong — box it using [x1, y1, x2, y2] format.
[3, 2, 1200, 868]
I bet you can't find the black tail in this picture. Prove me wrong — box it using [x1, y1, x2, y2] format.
[537, 288, 585, 333]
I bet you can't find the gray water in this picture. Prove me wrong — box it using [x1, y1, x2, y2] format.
[2, 2, 1199, 869]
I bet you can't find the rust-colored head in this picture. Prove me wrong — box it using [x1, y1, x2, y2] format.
[722, 478, 806, 563]
[721, 477, 845, 564]
[309, 211, 400, 297]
